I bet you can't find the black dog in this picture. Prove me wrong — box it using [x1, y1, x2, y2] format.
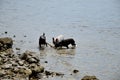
[55, 38, 76, 49]
[39, 33, 47, 48]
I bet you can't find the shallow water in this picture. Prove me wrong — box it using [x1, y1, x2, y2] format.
[0, 0, 120, 80]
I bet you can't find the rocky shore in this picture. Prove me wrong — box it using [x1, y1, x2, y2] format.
[0, 37, 64, 80]
[0, 37, 99, 80]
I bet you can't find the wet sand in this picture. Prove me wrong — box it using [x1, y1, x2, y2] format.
[0, 0, 120, 80]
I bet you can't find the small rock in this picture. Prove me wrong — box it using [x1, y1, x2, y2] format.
[73, 69, 79, 73]
[0, 37, 13, 51]
[24, 35, 27, 37]
[16, 48, 20, 50]
[29, 63, 44, 73]
[55, 72, 64, 77]
[24, 68, 32, 76]
[0, 42, 3, 47]
[45, 71, 52, 76]
[0, 57, 3, 64]
[36, 66, 44, 73]
[21, 51, 40, 63]
[5, 31, 7, 34]
[0, 69, 6, 77]
[27, 58, 38, 63]
[81, 75, 99, 80]
[4, 49, 14, 56]
[1, 64, 12, 69]
[12, 63, 18, 67]
[44, 70, 64, 78]
[45, 61, 48, 63]
[18, 60, 24, 66]
[12, 67, 19, 73]
[13, 35, 16, 38]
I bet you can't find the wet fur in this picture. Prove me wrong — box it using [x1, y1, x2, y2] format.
[53, 35, 64, 44]
[55, 38, 76, 49]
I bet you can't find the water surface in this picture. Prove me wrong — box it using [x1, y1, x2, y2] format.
[0, 0, 120, 80]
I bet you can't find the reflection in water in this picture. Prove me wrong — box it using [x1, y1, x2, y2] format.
[56, 48, 76, 55]
[40, 47, 76, 57]
[39, 47, 48, 58]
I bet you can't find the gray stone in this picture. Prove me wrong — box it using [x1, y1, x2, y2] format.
[29, 63, 44, 73]
[24, 68, 32, 76]
[21, 51, 40, 63]
[18, 60, 24, 66]
[27, 58, 38, 63]
[1, 64, 12, 69]
[0, 57, 3, 64]
[0, 37, 13, 51]
[81, 75, 99, 80]
[0, 69, 6, 77]
[12, 67, 19, 73]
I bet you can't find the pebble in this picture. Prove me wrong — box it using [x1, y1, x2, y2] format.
[73, 69, 79, 73]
